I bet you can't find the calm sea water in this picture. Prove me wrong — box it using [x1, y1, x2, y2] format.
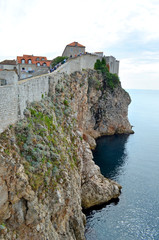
[85, 90, 159, 240]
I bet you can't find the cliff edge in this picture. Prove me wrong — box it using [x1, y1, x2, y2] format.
[0, 70, 132, 239]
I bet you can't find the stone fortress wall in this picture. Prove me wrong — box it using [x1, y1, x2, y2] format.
[0, 54, 113, 133]
[0, 84, 18, 133]
[57, 54, 102, 74]
[0, 74, 50, 133]
[105, 56, 119, 75]
[0, 70, 18, 85]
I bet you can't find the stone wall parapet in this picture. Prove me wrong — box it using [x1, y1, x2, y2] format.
[0, 54, 103, 133]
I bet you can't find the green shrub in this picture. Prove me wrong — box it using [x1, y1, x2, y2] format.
[94, 58, 120, 89]
[63, 99, 69, 106]
[94, 59, 102, 70]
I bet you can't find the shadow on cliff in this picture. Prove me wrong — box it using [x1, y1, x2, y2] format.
[83, 197, 120, 216]
[92, 134, 130, 181]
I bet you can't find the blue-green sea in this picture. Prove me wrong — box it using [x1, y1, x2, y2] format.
[85, 90, 159, 240]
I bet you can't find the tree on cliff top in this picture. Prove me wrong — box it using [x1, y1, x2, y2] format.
[94, 58, 120, 89]
[94, 58, 108, 72]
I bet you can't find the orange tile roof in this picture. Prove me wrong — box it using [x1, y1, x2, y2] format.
[67, 42, 85, 48]
[17, 55, 51, 67]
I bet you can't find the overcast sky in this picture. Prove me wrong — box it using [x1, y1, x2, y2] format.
[0, 0, 159, 89]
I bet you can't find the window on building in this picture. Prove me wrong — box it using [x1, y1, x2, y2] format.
[43, 63, 46, 67]
[36, 57, 40, 61]
[28, 67, 33, 73]
[21, 59, 25, 64]
[41, 58, 45, 61]
[0, 79, 6, 86]
[37, 62, 40, 66]
[28, 59, 32, 64]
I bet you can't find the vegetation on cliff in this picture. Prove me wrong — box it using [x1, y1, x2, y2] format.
[15, 98, 79, 192]
[0, 78, 86, 239]
[94, 58, 120, 89]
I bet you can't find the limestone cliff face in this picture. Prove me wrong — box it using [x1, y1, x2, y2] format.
[68, 70, 133, 138]
[0, 70, 132, 239]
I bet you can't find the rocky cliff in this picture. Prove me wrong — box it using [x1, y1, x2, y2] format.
[0, 70, 132, 239]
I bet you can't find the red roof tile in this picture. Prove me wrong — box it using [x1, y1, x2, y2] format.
[17, 55, 51, 67]
[67, 42, 85, 48]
